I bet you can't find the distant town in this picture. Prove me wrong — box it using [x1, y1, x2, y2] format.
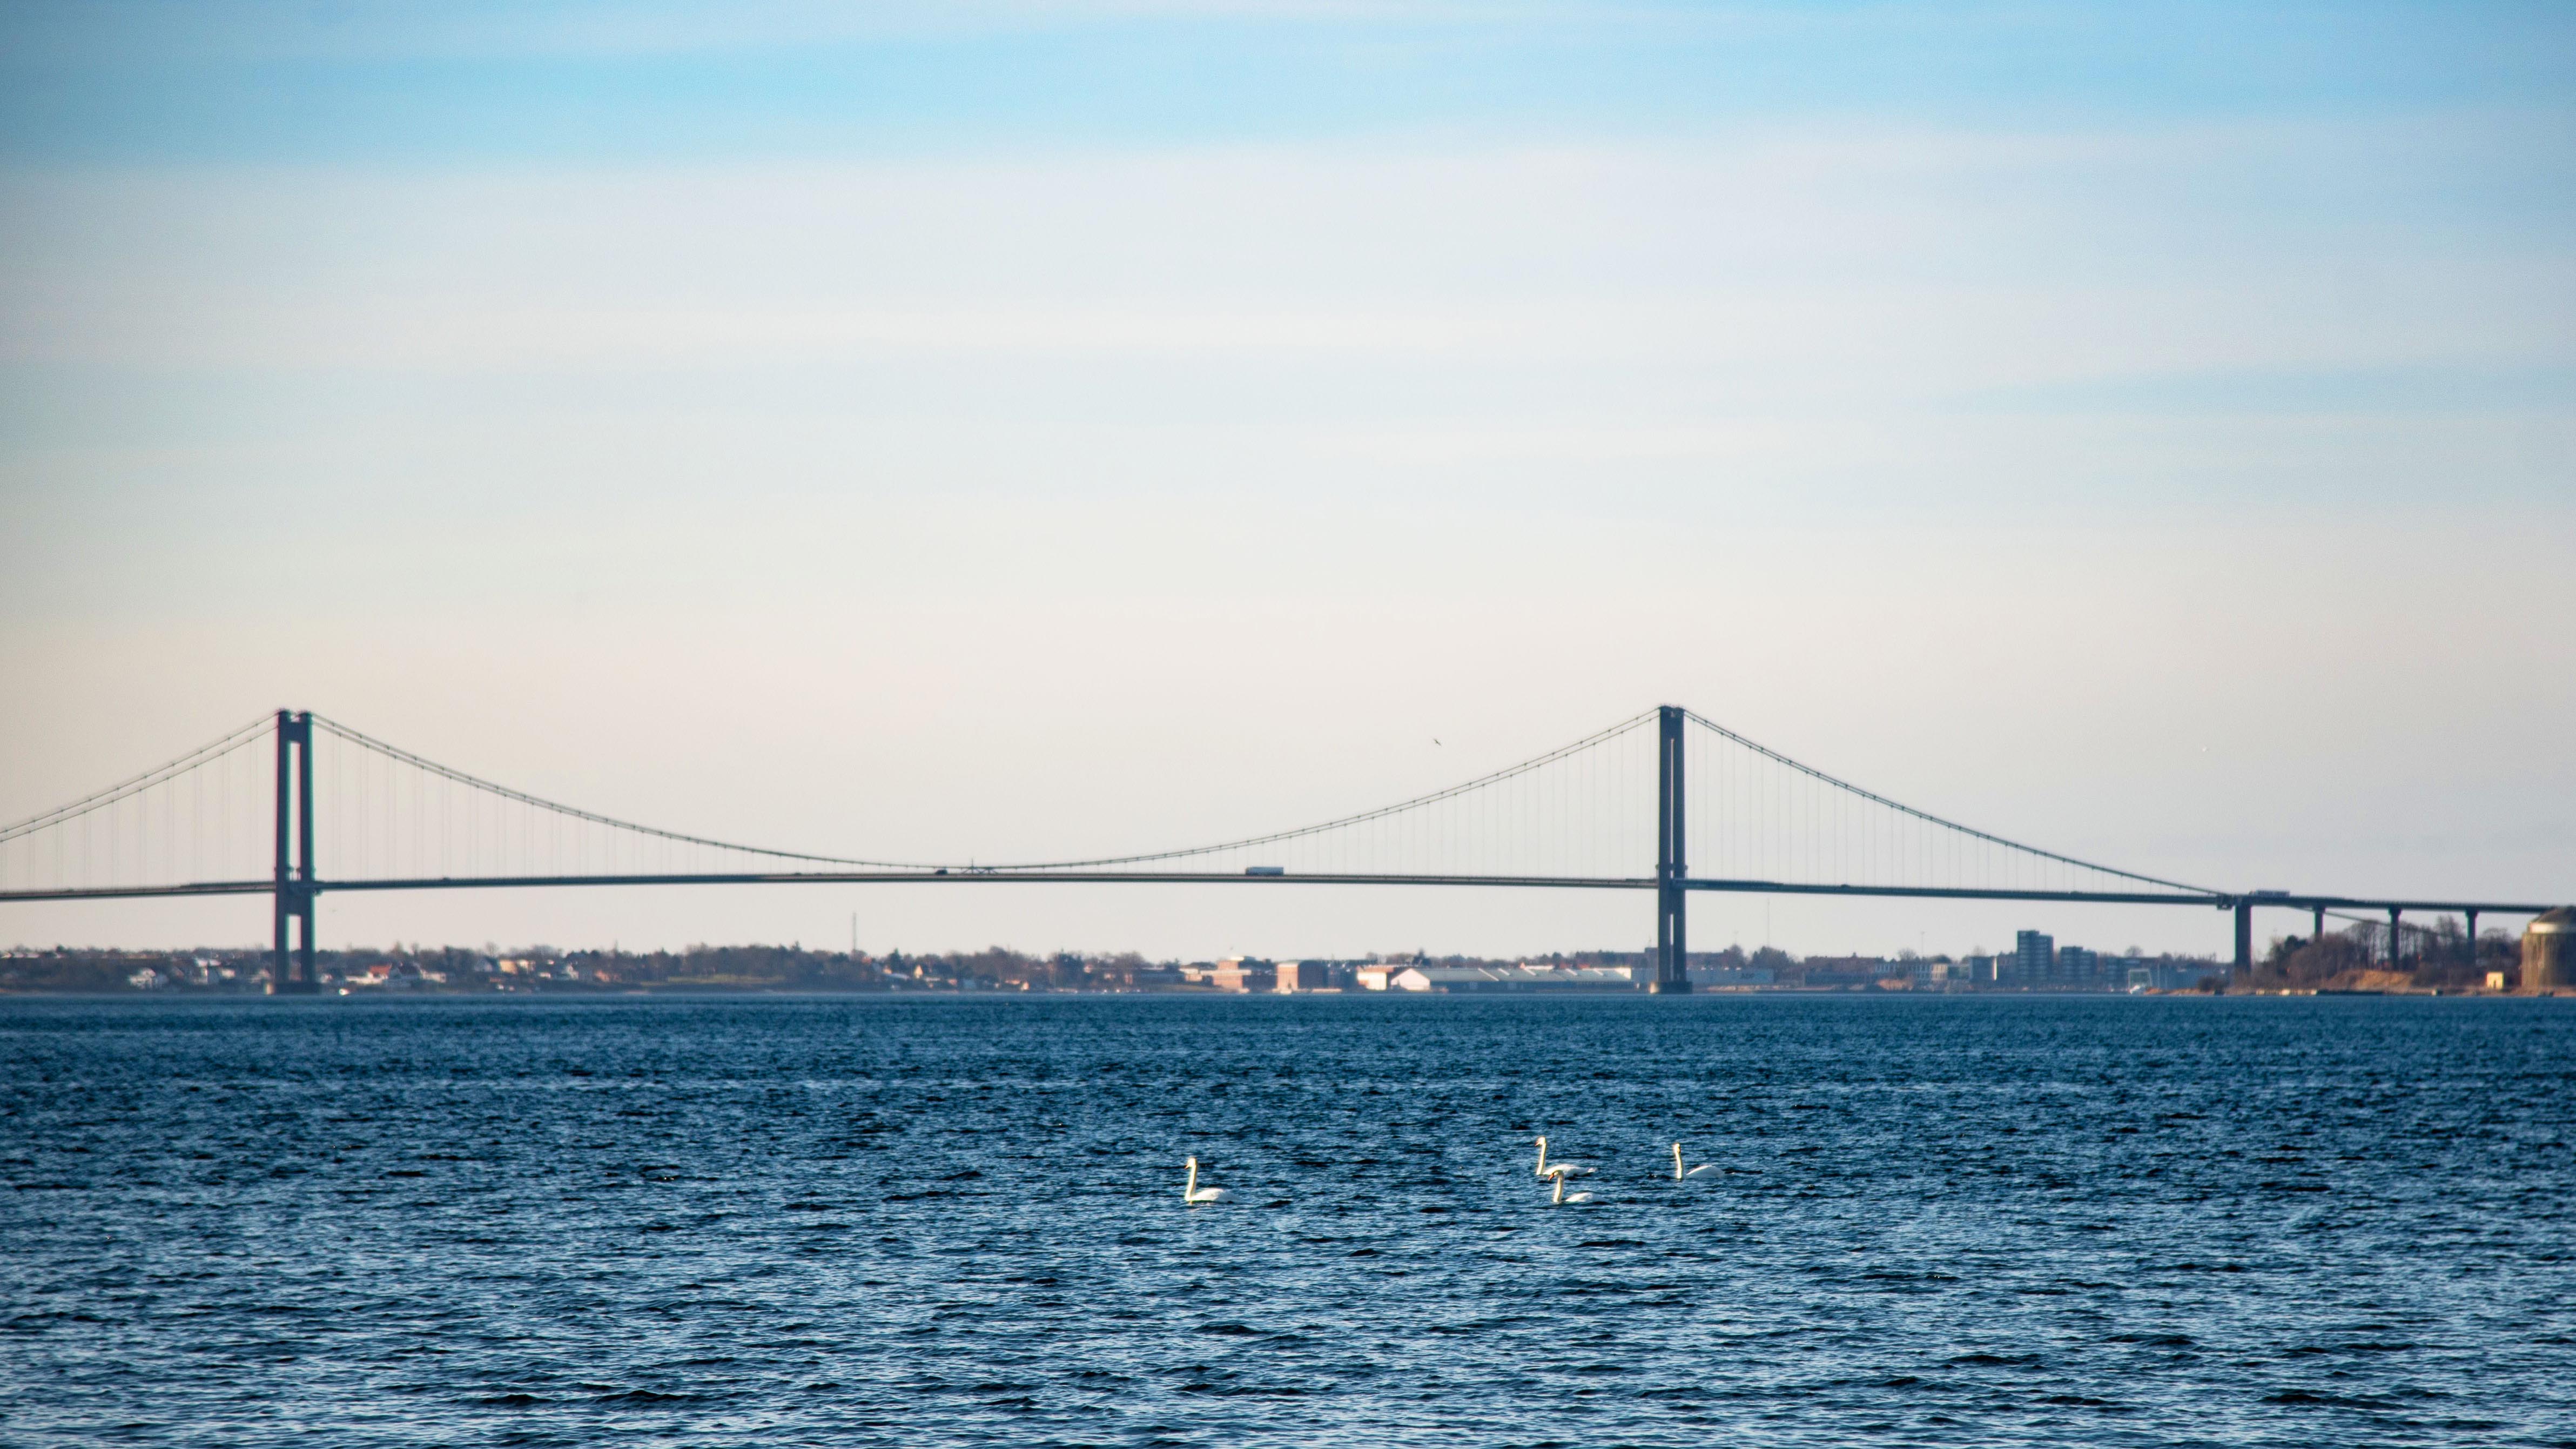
[1, 917, 2548, 995]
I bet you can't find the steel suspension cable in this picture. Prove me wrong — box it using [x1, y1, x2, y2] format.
[306, 713, 927, 870]
[0, 713, 275, 843]
[1685, 710, 2212, 895]
[304, 708, 1659, 877]
[902, 708, 1662, 873]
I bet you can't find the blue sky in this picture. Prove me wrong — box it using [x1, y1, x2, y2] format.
[6, 3, 2572, 162]
[2, 2, 2570, 957]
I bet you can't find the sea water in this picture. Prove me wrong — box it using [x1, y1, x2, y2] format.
[3, 994, 2570, 1446]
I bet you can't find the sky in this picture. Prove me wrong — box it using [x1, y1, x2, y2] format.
[2, 1, 2571, 962]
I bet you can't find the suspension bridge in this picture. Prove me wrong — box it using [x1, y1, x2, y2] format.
[1, 707, 2554, 994]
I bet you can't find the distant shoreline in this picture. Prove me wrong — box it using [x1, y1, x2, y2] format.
[6, 988, 2560, 1003]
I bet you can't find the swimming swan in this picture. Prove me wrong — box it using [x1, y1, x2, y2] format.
[1551, 1173, 1593, 1206]
[1672, 1143, 1717, 1180]
[1183, 1156, 1226, 1205]
[1534, 1137, 1592, 1179]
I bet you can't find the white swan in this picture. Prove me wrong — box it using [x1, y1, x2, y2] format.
[1183, 1156, 1226, 1205]
[1534, 1136, 1592, 1179]
[1551, 1173, 1592, 1206]
[1672, 1142, 1717, 1180]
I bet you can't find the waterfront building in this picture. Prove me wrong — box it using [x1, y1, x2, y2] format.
[2525, 908, 2575, 990]
[2014, 931, 2055, 984]
[1798, 956, 1888, 988]
[2121, 957, 2222, 991]
[1390, 964, 1638, 993]
[1275, 961, 1354, 993]
[1207, 957, 1271, 992]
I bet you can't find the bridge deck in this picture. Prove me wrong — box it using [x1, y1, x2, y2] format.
[0, 873, 2554, 915]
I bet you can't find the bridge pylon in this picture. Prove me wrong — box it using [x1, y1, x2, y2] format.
[270, 710, 320, 995]
[1651, 704, 1690, 994]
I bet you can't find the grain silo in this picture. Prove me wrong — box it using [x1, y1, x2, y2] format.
[2524, 908, 2576, 990]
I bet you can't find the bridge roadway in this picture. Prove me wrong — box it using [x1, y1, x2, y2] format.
[2, 871, 2555, 917]
[9, 870, 2556, 996]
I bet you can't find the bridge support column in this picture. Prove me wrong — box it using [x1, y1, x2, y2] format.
[2466, 909, 2479, 974]
[270, 711, 319, 995]
[2388, 907, 2403, 969]
[2312, 904, 2324, 943]
[2232, 899, 2251, 984]
[1651, 705, 1689, 994]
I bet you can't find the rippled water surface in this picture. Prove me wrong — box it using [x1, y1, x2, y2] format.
[4, 994, 2572, 1446]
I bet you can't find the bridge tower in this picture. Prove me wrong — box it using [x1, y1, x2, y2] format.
[270, 710, 319, 995]
[1651, 705, 1690, 994]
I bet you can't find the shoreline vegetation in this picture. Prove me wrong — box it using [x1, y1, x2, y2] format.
[0, 921, 2546, 996]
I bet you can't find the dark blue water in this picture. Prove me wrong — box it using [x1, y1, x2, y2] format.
[3, 996, 2571, 1446]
